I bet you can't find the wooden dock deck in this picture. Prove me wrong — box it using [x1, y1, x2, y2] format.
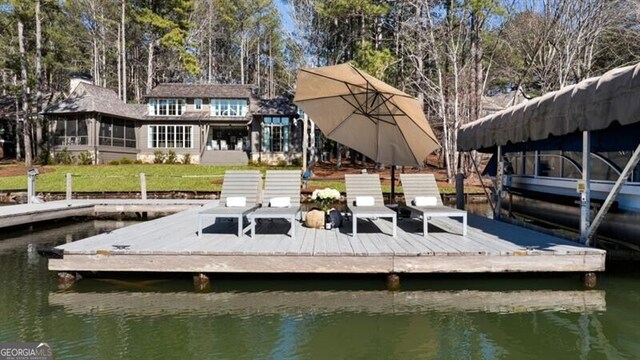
[0, 199, 209, 229]
[49, 203, 606, 274]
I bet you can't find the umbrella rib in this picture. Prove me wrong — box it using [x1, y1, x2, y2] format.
[298, 67, 418, 100]
[384, 95, 441, 145]
[325, 110, 374, 138]
[298, 69, 370, 92]
[349, 65, 417, 100]
[381, 95, 434, 166]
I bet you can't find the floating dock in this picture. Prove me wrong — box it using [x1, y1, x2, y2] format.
[0, 199, 209, 229]
[48, 203, 605, 275]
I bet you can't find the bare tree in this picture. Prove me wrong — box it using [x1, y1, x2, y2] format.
[121, 0, 127, 102]
[35, 0, 43, 158]
[18, 19, 32, 167]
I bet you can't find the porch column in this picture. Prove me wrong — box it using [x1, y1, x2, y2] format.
[310, 120, 316, 163]
[579, 131, 591, 244]
[302, 113, 308, 173]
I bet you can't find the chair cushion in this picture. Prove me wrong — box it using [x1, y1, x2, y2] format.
[269, 197, 291, 208]
[226, 196, 247, 207]
[413, 196, 438, 206]
[355, 196, 375, 207]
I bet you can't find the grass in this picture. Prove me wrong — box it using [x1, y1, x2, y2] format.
[0, 164, 278, 192]
[0, 164, 484, 194]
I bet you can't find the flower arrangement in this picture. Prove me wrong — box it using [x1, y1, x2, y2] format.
[311, 188, 341, 212]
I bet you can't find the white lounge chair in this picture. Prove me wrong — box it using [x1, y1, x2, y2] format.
[345, 174, 397, 237]
[197, 170, 261, 237]
[248, 170, 302, 238]
[220, 140, 228, 150]
[400, 173, 467, 236]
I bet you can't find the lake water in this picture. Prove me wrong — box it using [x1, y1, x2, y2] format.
[2, 217, 640, 359]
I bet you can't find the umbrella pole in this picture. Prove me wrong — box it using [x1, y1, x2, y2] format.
[390, 165, 396, 204]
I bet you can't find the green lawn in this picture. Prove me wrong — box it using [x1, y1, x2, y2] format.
[0, 164, 275, 192]
[0, 164, 480, 194]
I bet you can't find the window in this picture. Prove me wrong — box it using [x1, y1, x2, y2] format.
[262, 117, 290, 153]
[195, 98, 202, 110]
[148, 125, 193, 149]
[99, 116, 136, 148]
[210, 99, 248, 117]
[149, 98, 185, 116]
[54, 116, 89, 146]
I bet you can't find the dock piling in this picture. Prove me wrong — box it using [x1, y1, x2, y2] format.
[57, 271, 81, 289]
[193, 273, 210, 292]
[386, 273, 400, 291]
[582, 272, 597, 289]
[140, 173, 147, 200]
[66, 173, 72, 200]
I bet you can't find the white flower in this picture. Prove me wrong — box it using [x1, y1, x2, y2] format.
[312, 188, 340, 201]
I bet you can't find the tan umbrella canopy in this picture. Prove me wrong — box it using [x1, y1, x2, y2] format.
[294, 63, 440, 167]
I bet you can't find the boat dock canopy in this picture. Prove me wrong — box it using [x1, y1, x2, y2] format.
[458, 63, 640, 153]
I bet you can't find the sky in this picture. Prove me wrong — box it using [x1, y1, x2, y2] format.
[275, 0, 296, 34]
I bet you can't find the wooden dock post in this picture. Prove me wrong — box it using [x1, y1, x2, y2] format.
[386, 273, 400, 291]
[57, 271, 81, 289]
[193, 273, 210, 292]
[140, 173, 147, 200]
[455, 172, 465, 210]
[66, 173, 72, 200]
[582, 272, 597, 289]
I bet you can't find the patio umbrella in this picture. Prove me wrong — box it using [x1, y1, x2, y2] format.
[293, 63, 440, 201]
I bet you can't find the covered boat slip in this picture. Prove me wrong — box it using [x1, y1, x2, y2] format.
[48, 204, 605, 274]
[458, 62, 640, 245]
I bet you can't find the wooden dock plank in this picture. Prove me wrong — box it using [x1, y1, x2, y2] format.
[50, 210, 605, 274]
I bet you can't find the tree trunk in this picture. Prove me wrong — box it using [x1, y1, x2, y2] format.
[117, 26, 122, 99]
[147, 40, 155, 93]
[18, 20, 32, 167]
[207, 0, 213, 83]
[240, 31, 245, 85]
[14, 96, 21, 161]
[35, 0, 43, 158]
[121, 0, 127, 103]
[256, 36, 260, 94]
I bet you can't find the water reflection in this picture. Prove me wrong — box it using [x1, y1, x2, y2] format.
[48, 289, 605, 316]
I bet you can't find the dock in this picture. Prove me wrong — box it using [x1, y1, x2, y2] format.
[0, 199, 209, 229]
[48, 203, 605, 275]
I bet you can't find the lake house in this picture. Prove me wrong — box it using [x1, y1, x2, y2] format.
[43, 77, 301, 165]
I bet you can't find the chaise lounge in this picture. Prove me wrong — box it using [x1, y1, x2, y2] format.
[197, 170, 261, 237]
[345, 174, 397, 237]
[400, 173, 467, 236]
[248, 170, 302, 238]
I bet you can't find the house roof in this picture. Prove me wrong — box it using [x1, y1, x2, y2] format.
[254, 96, 298, 116]
[43, 83, 144, 119]
[144, 84, 255, 99]
[43, 82, 297, 121]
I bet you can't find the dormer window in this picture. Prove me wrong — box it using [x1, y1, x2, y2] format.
[148, 98, 186, 116]
[195, 98, 203, 110]
[210, 99, 248, 117]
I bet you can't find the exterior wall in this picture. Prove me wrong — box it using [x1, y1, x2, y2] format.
[138, 122, 203, 163]
[249, 116, 303, 165]
[96, 147, 138, 164]
[184, 98, 210, 114]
